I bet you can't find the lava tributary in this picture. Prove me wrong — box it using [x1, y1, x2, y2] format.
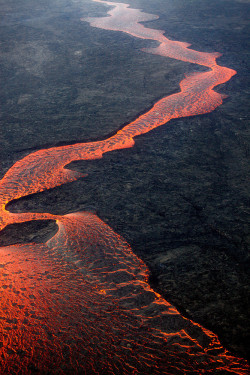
[0, 0, 249, 374]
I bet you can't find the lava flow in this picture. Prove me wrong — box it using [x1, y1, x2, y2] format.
[0, 0, 249, 374]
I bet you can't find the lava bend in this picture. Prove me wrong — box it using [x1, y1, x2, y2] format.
[0, 0, 248, 374]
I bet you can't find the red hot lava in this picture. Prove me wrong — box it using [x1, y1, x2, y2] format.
[0, 0, 248, 374]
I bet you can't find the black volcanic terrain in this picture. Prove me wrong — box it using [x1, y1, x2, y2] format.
[1, 0, 249, 362]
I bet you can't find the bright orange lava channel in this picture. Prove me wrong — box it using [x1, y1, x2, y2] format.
[0, 0, 249, 374]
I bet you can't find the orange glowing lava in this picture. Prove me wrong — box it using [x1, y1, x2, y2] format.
[0, 0, 248, 374]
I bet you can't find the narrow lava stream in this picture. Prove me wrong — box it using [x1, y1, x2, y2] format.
[0, 0, 249, 373]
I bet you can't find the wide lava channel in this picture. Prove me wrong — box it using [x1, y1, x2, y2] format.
[0, 0, 249, 374]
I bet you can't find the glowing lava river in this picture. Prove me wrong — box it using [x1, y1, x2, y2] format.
[0, 0, 249, 373]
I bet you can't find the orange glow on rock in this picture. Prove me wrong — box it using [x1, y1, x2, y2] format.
[0, 0, 248, 373]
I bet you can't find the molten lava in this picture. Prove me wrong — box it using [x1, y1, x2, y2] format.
[0, 0, 248, 374]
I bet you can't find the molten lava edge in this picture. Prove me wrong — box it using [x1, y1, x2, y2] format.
[0, 0, 248, 374]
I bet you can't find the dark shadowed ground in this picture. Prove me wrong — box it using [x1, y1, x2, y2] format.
[0, 0, 249, 360]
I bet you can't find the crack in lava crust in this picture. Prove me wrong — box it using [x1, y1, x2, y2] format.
[0, 0, 248, 374]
